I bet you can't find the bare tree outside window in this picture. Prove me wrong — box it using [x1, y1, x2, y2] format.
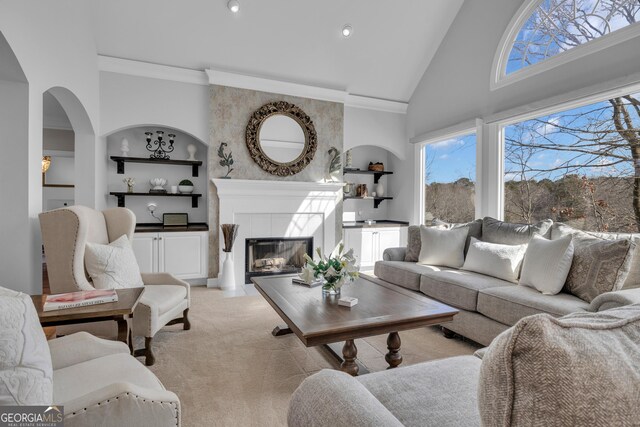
[504, 0, 640, 232]
[508, 0, 640, 74]
[424, 134, 476, 224]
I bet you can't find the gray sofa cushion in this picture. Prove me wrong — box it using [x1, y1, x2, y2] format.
[552, 222, 640, 291]
[478, 304, 640, 426]
[419, 268, 513, 311]
[477, 285, 589, 326]
[482, 217, 552, 245]
[374, 261, 449, 292]
[404, 225, 421, 262]
[358, 356, 482, 427]
[432, 218, 482, 255]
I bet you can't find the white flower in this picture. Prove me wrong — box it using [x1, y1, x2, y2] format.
[324, 266, 338, 278]
[299, 266, 315, 284]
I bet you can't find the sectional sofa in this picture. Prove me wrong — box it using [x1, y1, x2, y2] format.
[373, 217, 640, 345]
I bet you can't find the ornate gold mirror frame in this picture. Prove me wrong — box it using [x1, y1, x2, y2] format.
[246, 101, 317, 176]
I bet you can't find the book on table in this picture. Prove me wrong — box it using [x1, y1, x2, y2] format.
[291, 277, 323, 288]
[43, 289, 118, 312]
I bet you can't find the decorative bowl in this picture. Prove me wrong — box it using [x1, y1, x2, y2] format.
[178, 185, 194, 194]
[150, 178, 167, 190]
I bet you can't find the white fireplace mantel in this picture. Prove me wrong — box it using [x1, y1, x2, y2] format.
[212, 178, 343, 287]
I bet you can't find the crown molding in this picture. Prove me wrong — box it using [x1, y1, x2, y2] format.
[205, 69, 347, 103]
[345, 94, 407, 114]
[98, 55, 209, 86]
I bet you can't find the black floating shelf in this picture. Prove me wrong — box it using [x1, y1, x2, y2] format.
[343, 168, 393, 184]
[110, 156, 203, 177]
[343, 196, 393, 209]
[110, 192, 202, 208]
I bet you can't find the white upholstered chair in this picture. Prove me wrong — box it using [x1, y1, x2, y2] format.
[39, 206, 191, 365]
[0, 286, 181, 427]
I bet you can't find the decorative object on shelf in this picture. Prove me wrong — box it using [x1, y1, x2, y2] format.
[343, 182, 353, 196]
[345, 149, 353, 168]
[178, 179, 194, 194]
[187, 143, 197, 161]
[246, 101, 317, 176]
[170, 185, 178, 194]
[368, 162, 384, 172]
[145, 130, 175, 160]
[123, 177, 135, 193]
[220, 224, 239, 290]
[376, 181, 385, 197]
[149, 178, 167, 193]
[327, 146, 341, 182]
[217, 142, 234, 178]
[120, 138, 130, 157]
[356, 184, 368, 198]
[299, 243, 359, 296]
[41, 156, 51, 173]
[371, 192, 377, 197]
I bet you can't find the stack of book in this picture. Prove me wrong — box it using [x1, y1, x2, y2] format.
[292, 277, 323, 288]
[43, 289, 118, 312]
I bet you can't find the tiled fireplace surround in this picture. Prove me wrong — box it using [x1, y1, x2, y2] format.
[212, 179, 343, 287]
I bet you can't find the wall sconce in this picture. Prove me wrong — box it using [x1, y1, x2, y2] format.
[42, 156, 51, 173]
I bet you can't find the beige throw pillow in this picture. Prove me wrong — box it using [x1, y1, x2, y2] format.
[417, 225, 468, 268]
[85, 235, 144, 290]
[478, 304, 640, 426]
[462, 238, 527, 283]
[519, 235, 574, 295]
[564, 237, 636, 302]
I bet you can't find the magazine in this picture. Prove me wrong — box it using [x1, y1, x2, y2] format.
[43, 289, 118, 312]
[292, 277, 323, 288]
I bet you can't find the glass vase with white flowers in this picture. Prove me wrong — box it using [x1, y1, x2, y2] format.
[299, 243, 359, 295]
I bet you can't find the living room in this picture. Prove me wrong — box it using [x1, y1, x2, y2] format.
[1, 0, 639, 426]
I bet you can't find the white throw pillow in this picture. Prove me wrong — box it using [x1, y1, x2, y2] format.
[85, 235, 144, 289]
[519, 234, 574, 295]
[418, 225, 468, 268]
[462, 238, 528, 283]
[0, 286, 53, 405]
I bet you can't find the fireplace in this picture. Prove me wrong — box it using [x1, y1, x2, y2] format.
[245, 237, 313, 284]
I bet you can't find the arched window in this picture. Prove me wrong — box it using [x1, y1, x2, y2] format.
[493, 0, 640, 88]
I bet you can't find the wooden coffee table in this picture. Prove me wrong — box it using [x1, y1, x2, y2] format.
[31, 287, 145, 353]
[252, 275, 458, 376]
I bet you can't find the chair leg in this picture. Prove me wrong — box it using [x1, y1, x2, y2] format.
[145, 337, 155, 366]
[442, 326, 456, 339]
[183, 308, 191, 330]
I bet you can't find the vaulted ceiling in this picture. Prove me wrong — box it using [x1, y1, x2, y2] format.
[93, 0, 463, 102]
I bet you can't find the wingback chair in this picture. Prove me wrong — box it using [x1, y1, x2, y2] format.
[39, 206, 191, 365]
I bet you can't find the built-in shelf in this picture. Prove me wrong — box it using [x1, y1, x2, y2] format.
[110, 156, 203, 177]
[343, 168, 393, 184]
[343, 196, 393, 209]
[110, 192, 202, 208]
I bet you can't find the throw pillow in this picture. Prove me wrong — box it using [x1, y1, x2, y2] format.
[564, 237, 636, 302]
[404, 225, 421, 262]
[519, 234, 574, 295]
[482, 217, 552, 245]
[432, 218, 482, 255]
[85, 235, 144, 290]
[462, 238, 528, 283]
[478, 304, 640, 426]
[0, 286, 53, 405]
[417, 225, 468, 268]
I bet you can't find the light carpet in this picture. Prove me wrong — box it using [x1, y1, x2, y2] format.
[144, 286, 480, 427]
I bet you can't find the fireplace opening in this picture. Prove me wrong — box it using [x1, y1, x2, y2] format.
[245, 237, 313, 284]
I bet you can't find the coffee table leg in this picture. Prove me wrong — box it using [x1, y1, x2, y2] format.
[385, 332, 402, 369]
[341, 339, 359, 376]
[116, 317, 129, 349]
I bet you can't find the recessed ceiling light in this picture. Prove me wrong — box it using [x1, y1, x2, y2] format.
[227, 0, 240, 13]
[342, 24, 353, 38]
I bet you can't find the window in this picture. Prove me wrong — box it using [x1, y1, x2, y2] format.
[424, 133, 476, 224]
[504, 91, 640, 232]
[507, 0, 640, 75]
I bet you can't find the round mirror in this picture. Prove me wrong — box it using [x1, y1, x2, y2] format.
[246, 101, 317, 176]
[258, 115, 306, 163]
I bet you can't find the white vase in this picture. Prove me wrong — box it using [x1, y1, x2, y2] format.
[220, 251, 236, 290]
[120, 138, 130, 157]
[187, 143, 197, 161]
[375, 182, 385, 197]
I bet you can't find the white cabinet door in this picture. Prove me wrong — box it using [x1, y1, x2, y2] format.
[132, 233, 157, 273]
[358, 230, 377, 270]
[376, 228, 402, 261]
[158, 231, 208, 279]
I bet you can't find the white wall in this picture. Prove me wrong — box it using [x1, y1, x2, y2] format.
[106, 127, 208, 223]
[0, 2, 100, 294]
[344, 106, 407, 159]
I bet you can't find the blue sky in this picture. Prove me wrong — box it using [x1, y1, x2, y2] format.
[424, 134, 476, 184]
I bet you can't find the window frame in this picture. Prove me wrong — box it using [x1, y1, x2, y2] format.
[491, 0, 640, 91]
[416, 124, 481, 225]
